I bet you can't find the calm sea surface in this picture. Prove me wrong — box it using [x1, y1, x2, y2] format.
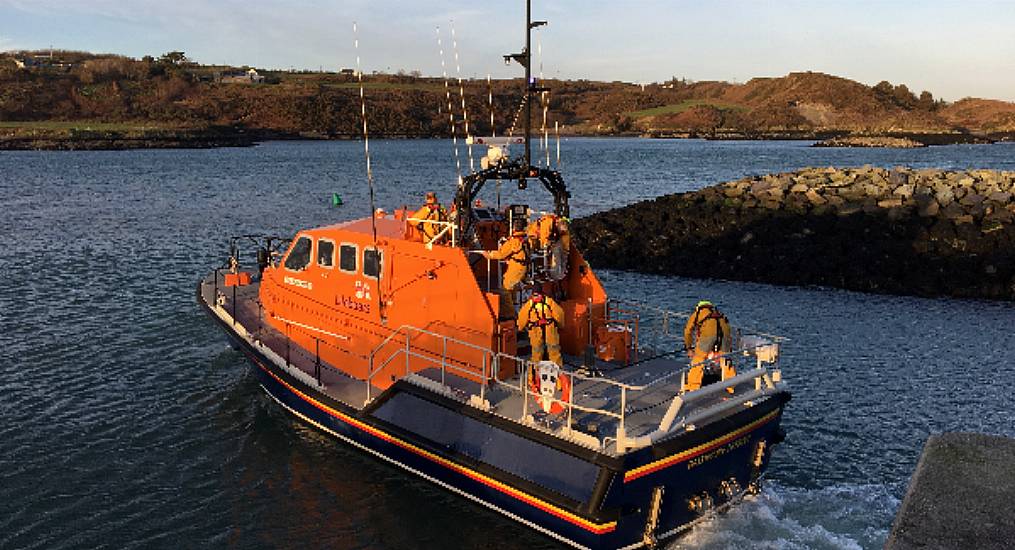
[2, 138, 1015, 549]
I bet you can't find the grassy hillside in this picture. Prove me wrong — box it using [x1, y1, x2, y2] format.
[3, 50, 1015, 146]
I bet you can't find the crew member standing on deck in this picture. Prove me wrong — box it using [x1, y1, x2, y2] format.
[411, 192, 448, 244]
[518, 289, 565, 368]
[482, 225, 529, 319]
[682, 300, 736, 391]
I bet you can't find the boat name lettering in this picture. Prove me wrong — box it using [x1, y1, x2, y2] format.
[337, 295, 371, 314]
[284, 276, 313, 290]
[687, 435, 750, 470]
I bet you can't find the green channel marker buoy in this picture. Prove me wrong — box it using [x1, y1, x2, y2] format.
[331, 193, 343, 207]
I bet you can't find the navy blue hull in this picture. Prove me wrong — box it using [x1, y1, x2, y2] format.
[203, 289, 788, 549]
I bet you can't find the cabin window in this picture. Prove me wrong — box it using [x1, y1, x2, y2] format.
[317, 239, 335, 268]
[363, 248, 382, 278]
[284, 236, 312, 271]
[339, 244, 358, 274]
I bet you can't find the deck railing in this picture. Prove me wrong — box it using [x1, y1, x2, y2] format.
[366, 321, 786, 454]
[405, 217, 458, 248]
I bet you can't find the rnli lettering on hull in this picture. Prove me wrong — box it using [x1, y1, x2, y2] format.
[284, 276, 313, 290]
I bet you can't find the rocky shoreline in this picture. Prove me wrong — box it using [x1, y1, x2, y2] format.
[642, 131, 1008, 145]
[0, 126, 262, 151]
[572, 166, 1015, 301]
[812, 136, 926, 148]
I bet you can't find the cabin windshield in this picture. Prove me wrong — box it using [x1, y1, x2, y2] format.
[284, 236, 312, 271]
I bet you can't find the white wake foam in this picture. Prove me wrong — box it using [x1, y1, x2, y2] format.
[667, 481, 899, 550]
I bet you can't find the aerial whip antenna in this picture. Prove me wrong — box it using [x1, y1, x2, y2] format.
[555, 120, 561, 169]
[487, 74, 495, 137]
[538, 35, 549, 167]
[436, 26, 463, 187]
[354, 22, 385, 322]
[450, 21, 475, 173]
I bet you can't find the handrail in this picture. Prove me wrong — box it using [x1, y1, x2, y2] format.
[607, 297, 788, 345]
[366, 324, 504, 402]
[364, 320, 785, 454]
[274, 315, 351, 341]
[406, 217, 458, 248]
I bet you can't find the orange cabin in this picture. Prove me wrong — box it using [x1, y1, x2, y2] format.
[258, 210, 608, 391]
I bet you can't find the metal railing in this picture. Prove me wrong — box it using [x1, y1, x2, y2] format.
[406, 217, 458, 248]
[365, 321, 787, 454]
[605, 298, 787, 360]
[366, 324, 497, 403]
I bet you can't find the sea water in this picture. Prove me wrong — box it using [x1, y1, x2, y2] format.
[2, 138, 1014, 549]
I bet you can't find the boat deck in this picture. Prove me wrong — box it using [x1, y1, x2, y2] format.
[201, 274, 783, 455]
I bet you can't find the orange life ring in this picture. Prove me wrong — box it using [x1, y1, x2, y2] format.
[529, 365, 571, 414]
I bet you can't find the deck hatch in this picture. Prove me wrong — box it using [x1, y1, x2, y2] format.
[373, 392, 600, 503]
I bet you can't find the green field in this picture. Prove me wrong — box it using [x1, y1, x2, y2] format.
[627, 99, 747, 118]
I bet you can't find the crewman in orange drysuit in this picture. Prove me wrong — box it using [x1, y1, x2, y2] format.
[411, 192, 449, 244]
[527, 213, 571, 252]
[682, 300, 736, 391]
[482, 226, 530, 318]
[527, 214, 571, 283]
[517, 289, 565, 368]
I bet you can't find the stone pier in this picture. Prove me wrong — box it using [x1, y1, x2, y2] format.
[886, 432, 1015, 550]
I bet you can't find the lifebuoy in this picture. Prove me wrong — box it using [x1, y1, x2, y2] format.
[528, 361, 571, 414]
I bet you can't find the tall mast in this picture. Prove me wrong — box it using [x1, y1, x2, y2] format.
[506, 0, 546, 173]
[524, 0, 532, 169]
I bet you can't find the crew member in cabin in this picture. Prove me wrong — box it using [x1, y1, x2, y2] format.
[682, 300, 736, 392]
[517, 289, 565, 368]
[482, 225, 530, 318]
[411, 192, 449, 244]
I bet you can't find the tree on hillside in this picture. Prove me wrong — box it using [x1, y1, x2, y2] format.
[918, 90, 936, 111]
[892, 84, 917, 109]
[159, 51, 190, 66]
[873, 80, 919, 109]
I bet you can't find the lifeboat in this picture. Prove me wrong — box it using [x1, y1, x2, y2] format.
[197, 4, 790, 548]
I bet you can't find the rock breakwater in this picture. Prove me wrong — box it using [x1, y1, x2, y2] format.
[573, 167, 1015, 300]
[812, 136, 926, 148]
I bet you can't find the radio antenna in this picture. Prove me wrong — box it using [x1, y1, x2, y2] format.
[450, 21, 474, 173]
[436, 26, 462, 187]
[487, 74, 495, 137]
[555, 120, 561, 169]
[354, 22, 385, 321]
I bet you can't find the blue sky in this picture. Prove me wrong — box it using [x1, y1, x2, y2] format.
[2, 0, 1014, 101]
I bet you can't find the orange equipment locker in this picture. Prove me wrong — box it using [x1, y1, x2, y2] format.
[596, 325, 632, 364]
